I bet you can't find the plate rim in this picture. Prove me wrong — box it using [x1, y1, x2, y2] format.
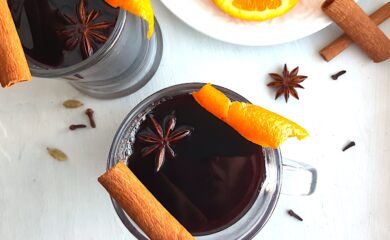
[159, 0, 335, 46]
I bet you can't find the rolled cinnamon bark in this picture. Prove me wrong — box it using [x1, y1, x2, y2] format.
[98, 162, 194, 240]
[320, 2, 390, 61]
[322, 0, 390, 62]
[0, 0, 31, 88]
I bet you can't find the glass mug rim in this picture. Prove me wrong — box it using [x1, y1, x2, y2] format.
[28, 9, 128, 77]
[107, 83, 283, 239]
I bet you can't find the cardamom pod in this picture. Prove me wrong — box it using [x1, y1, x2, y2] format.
[47, 148, 68, 161]
[63, 99, 83, 108]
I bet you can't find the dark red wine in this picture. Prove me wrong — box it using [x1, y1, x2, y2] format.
[129, 94, 266, 235]
[7, 0, 118, 67]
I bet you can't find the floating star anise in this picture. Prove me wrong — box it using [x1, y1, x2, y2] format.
[57, 0, 115, 59]
[137, 113, 193, 172]
[267, 64, 307, 102]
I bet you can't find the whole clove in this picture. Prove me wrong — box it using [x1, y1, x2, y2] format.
[331, 70, 347, 80]
[342, 141, 356, 151]
[287, 209, 303, 221]
[69, 124, 87, 130]
[85, 108, 96, 128]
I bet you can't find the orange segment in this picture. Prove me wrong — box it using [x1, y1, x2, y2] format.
[105, 0, 154, 38]
[212, 0, 299, 21]
[192, 84, 308, 148]
[192, 83, 231, 121]
[232, 0, 282, 11]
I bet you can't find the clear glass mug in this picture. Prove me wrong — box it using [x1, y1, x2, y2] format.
[28, 10, 163, 99]
[107, 83, 317, 239]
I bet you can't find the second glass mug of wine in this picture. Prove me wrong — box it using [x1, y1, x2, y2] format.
[107, 83, 317, 239]
[9, 0, 162, 98]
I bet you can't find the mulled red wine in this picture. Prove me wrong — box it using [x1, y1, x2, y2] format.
[129, 93, 266, 235]
[7, 0, 118, 67]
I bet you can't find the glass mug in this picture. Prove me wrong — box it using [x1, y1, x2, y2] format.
[107, 83, 317, 239]
[28, 10, 163, 99]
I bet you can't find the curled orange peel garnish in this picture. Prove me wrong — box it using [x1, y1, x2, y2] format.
[105, 0, 154, 38]
[192, 83, 309, 149]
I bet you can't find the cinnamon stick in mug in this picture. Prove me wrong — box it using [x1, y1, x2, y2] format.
[322, 0, 390, 62]
[320, 2, 390, 61]
[0, 0, 31, 88]
[98, 161, 194, 240]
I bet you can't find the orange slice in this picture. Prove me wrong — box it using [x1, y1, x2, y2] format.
[212, 0, 299, 21]
[105, 0, 154, 38]
[192, 83, 308, 148]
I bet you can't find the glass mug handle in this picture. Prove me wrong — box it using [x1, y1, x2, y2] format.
[281, 159, 317, 196]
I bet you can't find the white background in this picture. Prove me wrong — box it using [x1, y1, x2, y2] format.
[0, 0, 389, 239]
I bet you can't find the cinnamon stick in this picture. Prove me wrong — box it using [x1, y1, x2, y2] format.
[320, 2, 390, 61]
[0, 0, 31, 87]
[98, 162, 194, 240]
[322, 0, 390, 63]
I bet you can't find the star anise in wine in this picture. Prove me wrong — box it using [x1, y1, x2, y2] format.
[267, 64, 307, 102]
[57, 0, 115, 59]
[137, 113, 193, 172]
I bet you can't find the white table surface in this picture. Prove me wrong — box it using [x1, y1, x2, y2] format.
[1, 0, 389, 239]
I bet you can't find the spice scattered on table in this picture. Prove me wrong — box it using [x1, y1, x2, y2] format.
[331, 70, 347, 80]
[342, 141, 356, 152]
[287, 209, 303, 221]
[267, 64, 307, 103]
[85, 108, 96, 128]
[63, 99, 83, 108]
[69, 124, 87, 130]
[47, 147, 68, 161]
[321, 0, 390, 63]
[319, 2, 390, 62]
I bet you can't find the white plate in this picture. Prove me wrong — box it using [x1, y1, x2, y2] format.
[160, 0, 336, 46]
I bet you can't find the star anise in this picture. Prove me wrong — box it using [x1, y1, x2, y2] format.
[137, 113, 193, 172]
[57, 0, 115, 59]
[267, 64, 307, 102]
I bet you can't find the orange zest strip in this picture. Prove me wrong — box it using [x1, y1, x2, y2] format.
[105, 0, 154, 38]
[192, 84, 309, 149]
[192, 83, 231, 121]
